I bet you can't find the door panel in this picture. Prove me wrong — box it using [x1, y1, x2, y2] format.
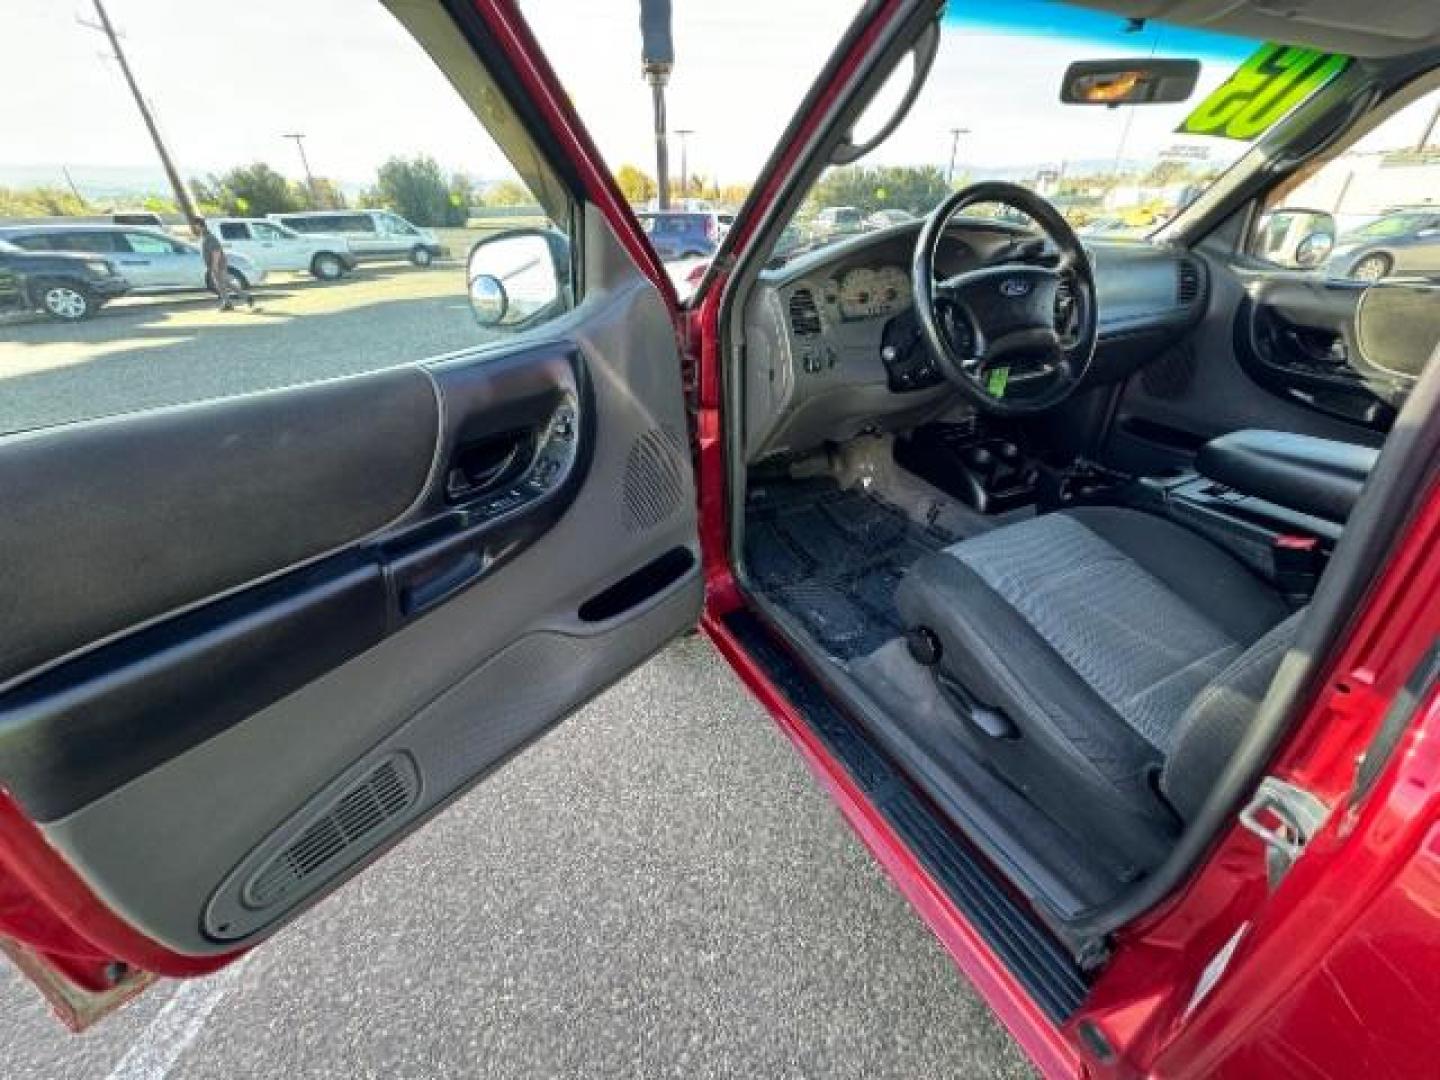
[1100, 253, 1385, 474]
[0, 367, 438, 684]
[0, 211, 699, 959]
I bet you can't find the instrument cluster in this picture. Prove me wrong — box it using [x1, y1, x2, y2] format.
[821, 264, 911, 321]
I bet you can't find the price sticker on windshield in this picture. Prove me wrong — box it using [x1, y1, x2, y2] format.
[1179, 44, 1349, 142]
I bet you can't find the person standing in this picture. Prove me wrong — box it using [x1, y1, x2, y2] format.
[195, 216, 252, 311]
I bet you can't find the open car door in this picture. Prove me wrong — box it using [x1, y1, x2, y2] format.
[0, 0, 699, 1028]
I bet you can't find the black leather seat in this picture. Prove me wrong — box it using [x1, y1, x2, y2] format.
[896, 506, 1301, 870]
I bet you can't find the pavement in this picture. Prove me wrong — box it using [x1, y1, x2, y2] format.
[0, 636, 1032, 1079]
[0, 260, 493, 435]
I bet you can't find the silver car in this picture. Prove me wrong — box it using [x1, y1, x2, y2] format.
[0, 224, 267, 293]
[1326, 209, 1440, 281]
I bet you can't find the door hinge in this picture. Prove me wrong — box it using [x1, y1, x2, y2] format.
[1238, 776, 1330, 890]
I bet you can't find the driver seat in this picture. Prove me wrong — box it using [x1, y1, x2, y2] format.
[896, 506, 1302, 870]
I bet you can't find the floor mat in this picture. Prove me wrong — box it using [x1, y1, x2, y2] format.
[744, 480, 959, 660]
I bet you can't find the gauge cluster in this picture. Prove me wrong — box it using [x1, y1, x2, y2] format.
[820, 264, 912, 321]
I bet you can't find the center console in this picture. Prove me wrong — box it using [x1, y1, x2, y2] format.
[895, 422, 1039, 514]
[1135, 429, 1378, 597]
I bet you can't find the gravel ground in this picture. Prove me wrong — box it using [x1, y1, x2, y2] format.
[0, 636, 1032, 1079]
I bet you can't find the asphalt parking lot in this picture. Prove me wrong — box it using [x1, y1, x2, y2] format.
[0, 257, 494, 435]
[0, 636, 1030, 1079]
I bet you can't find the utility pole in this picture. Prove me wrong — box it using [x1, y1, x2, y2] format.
[284, 133, 319, 204]
[81, 0, 198, 228]
[1419, 97, 1440, 151]
[60, 167, 89, 210]
[640, 0, 674, 210]
[947, 127, 970, 186]
[675, 129, 693, 202]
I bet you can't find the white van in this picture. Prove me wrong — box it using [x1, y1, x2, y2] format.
[267, 210, 447, 266]
[208, 218, 357, 280]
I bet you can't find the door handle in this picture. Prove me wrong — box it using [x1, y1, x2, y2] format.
[397, 548, 485, 616]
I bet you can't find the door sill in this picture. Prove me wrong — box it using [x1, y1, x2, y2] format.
[713, 607, 1092, 1025]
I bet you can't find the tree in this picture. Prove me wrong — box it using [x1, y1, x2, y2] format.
[615, 163, 656, 205]
[445, 173, 476, 227]
[0, 185, 89, 217]
[371, 155, 452, 227]
[1142, 159, 1194, 188]
[304, 177, 348, 210]
[808, 165, 950, 216]
[191, 163, 302, 217]
[484, 179, 533, 208]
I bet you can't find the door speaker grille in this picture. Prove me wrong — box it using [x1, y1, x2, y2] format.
[623, 425, 687, 533]
[243, 753, 419, 910]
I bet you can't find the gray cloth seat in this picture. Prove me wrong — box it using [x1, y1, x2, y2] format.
[896, 506, 1300, 870]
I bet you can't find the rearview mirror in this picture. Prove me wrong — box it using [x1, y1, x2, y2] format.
[466, 228, 570, 329]
[1060, 59, 1200, 106]
[1252, 208, 1337, 270]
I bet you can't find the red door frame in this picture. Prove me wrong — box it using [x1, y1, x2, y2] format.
[0, 0, 688, 1028]
[4, 3, 1439, 1074]
[672, 9, 1440, 1080]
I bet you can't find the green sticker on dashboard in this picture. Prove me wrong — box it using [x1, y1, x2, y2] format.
[987, 366, 1010, 398]
[1179, 44, 1350, 142]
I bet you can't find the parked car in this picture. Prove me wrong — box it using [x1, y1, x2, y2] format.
[813, 205, 864, 235]
[636, 210, 732, 260]
[268, 209, 447, 266]
[110, 211, 168, 231]
[1326, 208, 1440, 280]
[0, 238, 128, 320]
[207, 218, 357, 281]
[0, 224, 265, 294]
[864, 208, 914, 229]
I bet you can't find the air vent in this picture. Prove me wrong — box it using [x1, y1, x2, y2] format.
[788, 288, 821, 337]
[1176, 260, 1201, 306]
[242, 754, 419, 911]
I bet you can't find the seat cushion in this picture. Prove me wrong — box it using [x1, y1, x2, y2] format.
[896, 507, 1290, 867]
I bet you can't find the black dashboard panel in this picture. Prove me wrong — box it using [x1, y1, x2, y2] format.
[743, 220, 1211, 462]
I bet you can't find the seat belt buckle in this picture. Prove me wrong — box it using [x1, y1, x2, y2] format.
[1273, 534, 1321, 601]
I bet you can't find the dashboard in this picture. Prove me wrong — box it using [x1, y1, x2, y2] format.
[741, 219, 1210, 464]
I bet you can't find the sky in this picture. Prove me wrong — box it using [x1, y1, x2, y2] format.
[0, 0, 1411, 199]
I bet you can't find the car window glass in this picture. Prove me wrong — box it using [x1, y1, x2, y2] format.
[73, 232, 123, 253]
[1260, 86, 1440, 281]
[0, 0, 577, 436]
[521, 0, 865, 289]
[124, 232, 177, 254]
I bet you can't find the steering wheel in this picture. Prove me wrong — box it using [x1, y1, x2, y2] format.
[912, 181, 1098, 416]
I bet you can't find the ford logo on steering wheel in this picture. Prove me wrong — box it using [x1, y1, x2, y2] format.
[999, 277, 1033, 298]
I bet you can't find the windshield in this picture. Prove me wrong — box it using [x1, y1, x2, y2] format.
[774, 1, 1330, 263]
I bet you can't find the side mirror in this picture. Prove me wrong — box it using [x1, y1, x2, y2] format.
[1252, 208, 1337, 270]
[466, 228, 570, 329]
[1060, 59, 1200, 106]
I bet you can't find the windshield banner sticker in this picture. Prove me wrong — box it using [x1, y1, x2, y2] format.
[1179, 44, 1350, 142]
